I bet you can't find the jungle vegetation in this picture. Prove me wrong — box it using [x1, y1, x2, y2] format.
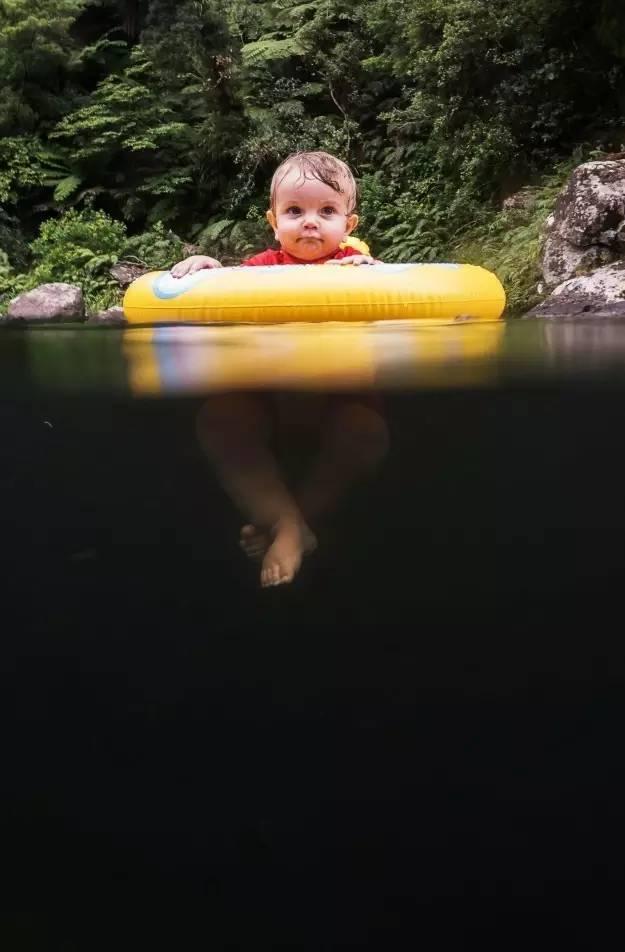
[1, 0, 625, 312]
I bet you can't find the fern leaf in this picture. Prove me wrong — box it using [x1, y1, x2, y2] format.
[241, 37, 306, 65]
[199, 219, 234, 242]
[53, 175, 82, 202]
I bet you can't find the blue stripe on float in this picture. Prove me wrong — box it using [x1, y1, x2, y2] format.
[152, 271, 217, 300]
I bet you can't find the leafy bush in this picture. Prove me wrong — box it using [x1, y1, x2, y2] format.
[192, 211, 269, 265]
[0, 207, 127, 313]
[3, 0, 625, 314]
[0, 210, 201, 313]
[358, 168, 454, 263]
[122, 222, 186, 270]
[0, 206, 29, 270]
[0, 260, 28, 314]
[452, 156, 582, 315]
[30, 207, 126, 265]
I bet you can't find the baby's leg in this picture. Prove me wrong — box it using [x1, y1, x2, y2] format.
[196, 393, 314, 587]
[296, 398, 390, 524]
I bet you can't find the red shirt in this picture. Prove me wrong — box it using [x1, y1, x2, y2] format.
[241, 246, 363, 266]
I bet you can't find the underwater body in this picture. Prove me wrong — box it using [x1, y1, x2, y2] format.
[1, 317, 623, 949]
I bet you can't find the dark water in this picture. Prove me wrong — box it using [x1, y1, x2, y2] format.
[1, 320, 624, 949]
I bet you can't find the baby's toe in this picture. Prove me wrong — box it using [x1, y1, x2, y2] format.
[263, 563, 281, 587]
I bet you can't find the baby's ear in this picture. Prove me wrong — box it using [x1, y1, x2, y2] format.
[345, 213, 359, 236]
[266, 209, 277, 233]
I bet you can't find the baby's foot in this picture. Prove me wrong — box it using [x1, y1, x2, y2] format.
[259, 518, 317, 588]
[240, 522, 316, 564]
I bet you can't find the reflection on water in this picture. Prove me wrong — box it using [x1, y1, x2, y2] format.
[0, 320, 507, 397]
[123, 321, 506, 396]
[543, 319, 625, 364]
[6, 317, 625, 399]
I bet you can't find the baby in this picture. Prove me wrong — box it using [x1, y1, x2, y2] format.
[171, 151, 389, 587]
[171, 150, 378, 275]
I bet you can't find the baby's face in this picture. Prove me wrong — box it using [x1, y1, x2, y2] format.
[267, 170, 358, 261]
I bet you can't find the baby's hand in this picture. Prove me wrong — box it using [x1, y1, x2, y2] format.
[326, 255, 381, 266]
[170, 255, 222, 278]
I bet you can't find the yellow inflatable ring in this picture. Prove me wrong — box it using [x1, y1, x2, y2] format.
[123, 262, 506, 325]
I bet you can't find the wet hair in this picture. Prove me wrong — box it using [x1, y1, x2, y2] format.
[270, 151, 357, 214]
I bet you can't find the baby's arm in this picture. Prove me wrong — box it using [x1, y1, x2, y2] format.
[171, 255, 222, 278]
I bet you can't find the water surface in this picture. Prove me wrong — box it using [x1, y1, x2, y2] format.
[5, 318, 625, 397]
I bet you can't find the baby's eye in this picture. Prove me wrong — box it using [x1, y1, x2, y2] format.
[286, 206, 302, 215]
[321, 206, 337, 216]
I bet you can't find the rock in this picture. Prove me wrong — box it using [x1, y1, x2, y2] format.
[540, 160, 625, 288]
[540, 235, 617, 290]
[7, 283, 85, 323]
[109, 261, 148, 287]
[525, 260, 625, 318]
[502, 190, 536, 212]
[551, 160, 625, 247]
[86, 306, 127, 326]
[601, 151, 625, 162]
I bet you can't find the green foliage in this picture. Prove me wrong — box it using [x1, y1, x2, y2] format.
[194, 212, 269, 264]
[453, 156, 583, 315]
[0, 210, 192, 313]
[241, 36, 306, 66]
[47, 2, 247, 225]
[122, 221, 185, 270]
[0, 137, 47, 203]
[51, 52, 188, 160]
[356, 0, 625, 251]
[0, 207, 127, 313]
[0, 249, 12, 282]
[30, 206, 126, 263]
[0, 135, 86, 227]
[359, 163, 456, 263]
[3, 0, 625, 311]
[0, 1, 89, 134]
[0, 206, 29, 269]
